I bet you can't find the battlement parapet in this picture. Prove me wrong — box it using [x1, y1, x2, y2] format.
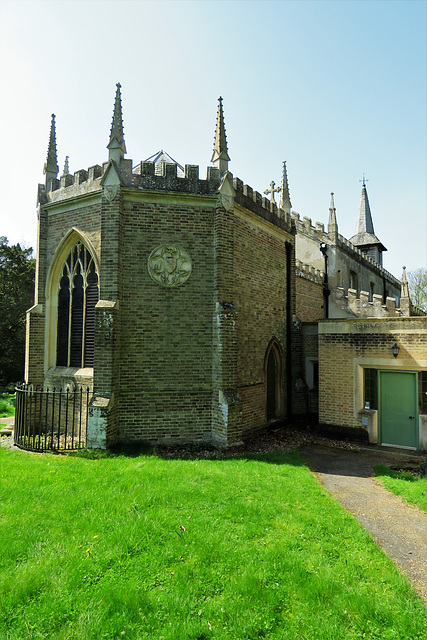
[295, 259, 324, 284]
[291, 210, 327, 239]
[334, 287, 424, 318]
[336, 234, 400, 287]
[38, 158, 293, 234]
[232, 177, 292, 230]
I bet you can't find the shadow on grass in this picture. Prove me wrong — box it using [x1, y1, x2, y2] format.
[374, 464, 421, 482]
[69, 441, 307, 467]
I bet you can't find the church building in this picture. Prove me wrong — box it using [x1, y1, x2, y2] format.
[24, 85, 295, 448]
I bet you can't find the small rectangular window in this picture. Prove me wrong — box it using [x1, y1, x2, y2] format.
[364, 369, 377, 410]
[350, 270, 358, 292]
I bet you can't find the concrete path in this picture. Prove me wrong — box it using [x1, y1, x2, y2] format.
[300, 445, 427, 603]
[0, 415, 14, 435]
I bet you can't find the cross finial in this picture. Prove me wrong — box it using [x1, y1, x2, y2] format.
[264, 180, 281, 203]
[359, 173, 368, 187]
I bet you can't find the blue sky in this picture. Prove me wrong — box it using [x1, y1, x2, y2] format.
[0, 0, 425, 279]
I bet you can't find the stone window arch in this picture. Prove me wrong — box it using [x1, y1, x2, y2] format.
[45, 230, 99, 371]
[265, 339, 284, 421]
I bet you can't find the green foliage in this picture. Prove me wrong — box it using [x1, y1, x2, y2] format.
[407, 267, 427, 311]
[0, 448, 425, 639]
[0, 393, 15, 417]
[374, 464, 427, 512]
[0, 237, 35, 386]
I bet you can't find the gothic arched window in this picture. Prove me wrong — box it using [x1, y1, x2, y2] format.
[56, 242, 99, 368]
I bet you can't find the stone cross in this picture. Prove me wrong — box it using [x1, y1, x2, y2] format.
[264, 180, 281, 203]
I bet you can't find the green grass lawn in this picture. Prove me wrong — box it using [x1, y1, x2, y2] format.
[0, 392, 15, 418]
[374, 464, 427, 513]
[0, 447, 426, 640]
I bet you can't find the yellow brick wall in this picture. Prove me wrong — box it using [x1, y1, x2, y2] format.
[319, 317, 427, 429]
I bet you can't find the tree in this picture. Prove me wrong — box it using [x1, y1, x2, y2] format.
[0, 237, 35, 388]
[407, 267, 427, 311]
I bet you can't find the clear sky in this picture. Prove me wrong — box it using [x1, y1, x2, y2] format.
[0, 0, 425, 280]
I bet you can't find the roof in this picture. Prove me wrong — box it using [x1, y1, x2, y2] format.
[133, 150, 185, 178]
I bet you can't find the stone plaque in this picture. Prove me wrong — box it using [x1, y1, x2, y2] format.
[147, 244, 192, 288]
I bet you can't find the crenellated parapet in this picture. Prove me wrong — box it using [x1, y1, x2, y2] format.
[335, 287, 425, 318]
[291, 209, 400, 288]
[295, 259, 324, 285]
[37, 157, 294, 234]
[336, 233, 399, 286]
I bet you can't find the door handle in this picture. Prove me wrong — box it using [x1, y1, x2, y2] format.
[409, 416, 415, 420]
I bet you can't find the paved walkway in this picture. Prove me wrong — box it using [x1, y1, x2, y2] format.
[300, 445, 427, 602]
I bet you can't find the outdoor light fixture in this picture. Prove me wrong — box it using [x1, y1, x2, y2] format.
[391, 342, 399, 358]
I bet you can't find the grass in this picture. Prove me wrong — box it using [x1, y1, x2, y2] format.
[0, 448, 426, 640]
[0, 392, 15, 418]
[374, 464, 427, 512]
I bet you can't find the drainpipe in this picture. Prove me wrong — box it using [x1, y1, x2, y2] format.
[285, 242, 293, 420]
[320, 242, 330, 319]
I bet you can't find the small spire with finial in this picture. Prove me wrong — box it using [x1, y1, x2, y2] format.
[44, 113, 59, 189]
[107, 82, 126, 163]
[328, 192, 338, 242]
[63, 156, 70, 176]
[211, 97, 230, 177]
[401, 266, 410, 299]
[279, 161, 292, 213]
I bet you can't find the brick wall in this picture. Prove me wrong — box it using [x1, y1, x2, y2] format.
[296, 276, 323, 321]
[117, 193, 216, 443]
[234, 207, 293, 434]
[319, 317, 427, 431]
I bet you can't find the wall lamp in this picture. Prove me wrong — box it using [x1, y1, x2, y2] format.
[391, 342, 400, 358]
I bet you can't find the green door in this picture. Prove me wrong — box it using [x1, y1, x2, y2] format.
[379, 371, 418, 448]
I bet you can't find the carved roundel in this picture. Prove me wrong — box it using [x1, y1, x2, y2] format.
[147, 244, 192, 288]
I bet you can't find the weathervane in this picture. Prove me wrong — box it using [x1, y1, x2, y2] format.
[264, 180, 281, 203]
[359, 173, 369, 187]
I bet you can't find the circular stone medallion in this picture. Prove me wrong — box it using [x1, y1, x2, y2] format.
[147, 244, 192, 288]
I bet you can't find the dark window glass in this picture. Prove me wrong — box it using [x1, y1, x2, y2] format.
[56, 242, 99, 368]
[364, 369, 377, 410]
[312, 361, 319, 390]
[421, 372, 427, 415]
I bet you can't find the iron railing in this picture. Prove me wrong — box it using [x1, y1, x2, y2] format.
[14, 384, 89, 452]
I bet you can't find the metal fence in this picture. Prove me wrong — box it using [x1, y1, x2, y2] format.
[14, 384, 89, 452]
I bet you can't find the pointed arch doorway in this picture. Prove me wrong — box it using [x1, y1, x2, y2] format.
[265, 340, 285, 421]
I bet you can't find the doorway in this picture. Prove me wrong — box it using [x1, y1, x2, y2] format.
[379, 371, 418, 448]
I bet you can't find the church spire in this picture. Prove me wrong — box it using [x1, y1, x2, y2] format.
[44, 113, 59, 189]
[279, 161, 292, 213]
[211, 97, 230, 177]
[349, 177, 386, 264]
[328, 192, 338, 242]
[354, 180, 375, 236]
[107, 82, 126, 164]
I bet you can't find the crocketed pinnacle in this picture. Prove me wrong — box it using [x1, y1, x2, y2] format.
[63, 156, 70, 175]
[211, 97, 230, 175]
[107, 82, 126, 161]
[45, 114, 59, 176]
[279, 161, 292, 212]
